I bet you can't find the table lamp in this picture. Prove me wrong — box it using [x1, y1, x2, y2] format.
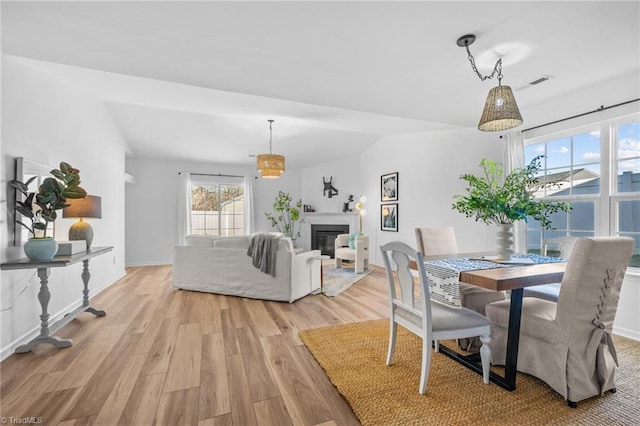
[356, 196, 367, 232]
[63, 195, 102, 249]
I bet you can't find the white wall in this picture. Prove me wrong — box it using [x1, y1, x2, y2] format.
[301, 155, 362, 214]
[1, 56, 128, 358]
[360, 128, 504, 266]
[124, 157, 303, 266]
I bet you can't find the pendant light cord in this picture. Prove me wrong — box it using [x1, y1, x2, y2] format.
[268, 119, 274, 154]
[464, 42, 503, 83]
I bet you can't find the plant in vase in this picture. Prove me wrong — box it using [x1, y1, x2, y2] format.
[10, 162, 87, 260]
[452, 155, 571, 260]
[265, 191, 305, 244]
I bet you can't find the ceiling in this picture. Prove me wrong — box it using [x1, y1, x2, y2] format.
[2, 1, 639, 168]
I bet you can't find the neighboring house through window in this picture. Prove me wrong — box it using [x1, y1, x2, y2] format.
[190, 176, 244, 236]
[524, 117, 639, 268]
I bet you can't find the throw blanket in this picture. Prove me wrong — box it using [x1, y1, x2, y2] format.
[247, 234, 279, 277]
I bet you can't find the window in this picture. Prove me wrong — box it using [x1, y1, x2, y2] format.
[190, 180, 244, 236]
[525, 117, 639, 268]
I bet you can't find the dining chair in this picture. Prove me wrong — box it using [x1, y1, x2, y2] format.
[486, 237, 634, 407]
[523, 236, 578, 302]
[415, 226, 505, 351]
[380, 241, 492, 394]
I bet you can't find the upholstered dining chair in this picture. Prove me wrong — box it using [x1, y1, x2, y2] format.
[523, 236, 578, 302]
[415, 227, 506, 351]
[380, 241, 491, 394]
[486, 237, 635, 407]
[335, 233, 369, 273]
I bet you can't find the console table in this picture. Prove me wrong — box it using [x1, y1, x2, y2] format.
[1, 246, 113, 353]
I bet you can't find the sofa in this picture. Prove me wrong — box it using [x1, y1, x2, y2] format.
[173, 233, 322, 302]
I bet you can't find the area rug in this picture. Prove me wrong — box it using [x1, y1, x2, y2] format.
[299, 319, 640, 426]
[321, 264, 372, 297]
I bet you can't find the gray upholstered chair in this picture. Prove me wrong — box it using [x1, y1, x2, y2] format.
[486, 237, 634, 407]
[380, 241, 491, 394]
[335, 233, 369, 273]
[523, 236, 578, 302]
[415, 227, 506, 351]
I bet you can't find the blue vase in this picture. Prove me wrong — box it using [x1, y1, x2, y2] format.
[24, 238, 58, 261]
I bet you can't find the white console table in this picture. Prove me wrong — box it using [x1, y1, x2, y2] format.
[1, 246, 113, 353]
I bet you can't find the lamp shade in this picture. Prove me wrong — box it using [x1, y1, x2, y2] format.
[478, 85, 523, 132]
[256, 153, 285, 179]
[63, 195, 102, 219]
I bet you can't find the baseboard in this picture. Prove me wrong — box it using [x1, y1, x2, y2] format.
[125, 261, 172, 267]
[613, 325, 640, 342]
[0, 271, 127, 361]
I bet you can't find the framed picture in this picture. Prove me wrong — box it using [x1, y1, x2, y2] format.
[381, 172, 398, 202]
[381, 203, 398, 232]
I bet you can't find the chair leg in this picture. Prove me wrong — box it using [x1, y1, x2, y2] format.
[434, 340, 440, 353]
[419, 336, 432, 394]
[356, 259, 363, 274]
[479, 334, 491, 385]
[567, 400, 577, 408]
[386, 321, 397, 366]
[335, 258, 342, 268]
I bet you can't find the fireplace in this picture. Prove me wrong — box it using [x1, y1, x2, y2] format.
[311, 224, 350, 257]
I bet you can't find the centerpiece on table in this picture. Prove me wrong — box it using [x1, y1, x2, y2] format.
[265, 191, 305, 245]
[10, 162, 87, 261]
[452, 155, 571, 260]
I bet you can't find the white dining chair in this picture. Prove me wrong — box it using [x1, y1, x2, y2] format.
[380, 241, 492, 394]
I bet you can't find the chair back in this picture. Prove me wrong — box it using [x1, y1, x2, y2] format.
[380, 241, 431, 327]
[543, 236, 579, 258]
[415, 226, 458, 256]
[556, 237, 634, 345]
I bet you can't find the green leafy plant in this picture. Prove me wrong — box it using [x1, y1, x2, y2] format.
[265, 191, 305, 239]
[452, 155, 571, 229]
[10, 162, 87, 238]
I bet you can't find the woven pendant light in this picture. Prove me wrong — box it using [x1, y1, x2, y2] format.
[457, 34, 524, 132]
[478, 84, 523, 131]
[257, 120, 285, 178]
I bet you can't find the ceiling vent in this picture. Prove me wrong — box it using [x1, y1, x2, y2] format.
[515, 75, 554, 91]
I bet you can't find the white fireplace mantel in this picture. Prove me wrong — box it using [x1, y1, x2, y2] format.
[299, 212, 358, 251]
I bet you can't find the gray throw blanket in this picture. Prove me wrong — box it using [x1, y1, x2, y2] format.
[247, 234, 279, 277]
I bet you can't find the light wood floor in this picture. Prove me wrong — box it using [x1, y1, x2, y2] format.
[0, 265, 391, 425]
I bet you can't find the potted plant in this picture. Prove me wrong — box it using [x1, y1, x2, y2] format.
[265, 191, 305, 243]
[10, 162, 87, 260]
[452, 155, 571, 260]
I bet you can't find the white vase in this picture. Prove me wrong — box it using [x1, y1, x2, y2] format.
[496, 223, 515, 261]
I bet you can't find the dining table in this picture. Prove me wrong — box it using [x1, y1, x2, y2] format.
[417, 252, 567, 391]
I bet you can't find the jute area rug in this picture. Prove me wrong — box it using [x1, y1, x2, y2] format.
[321, 263, 372, 297]
[299, 319, 640, 426]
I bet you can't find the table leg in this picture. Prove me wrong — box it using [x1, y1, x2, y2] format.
[82, 259, 106, 317]
[15, 268, 72, 353]
[504, 288, 524, 388]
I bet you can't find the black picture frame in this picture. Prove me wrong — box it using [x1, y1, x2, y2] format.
[381, 203, 398, 232]
[381, 172, 398, 202]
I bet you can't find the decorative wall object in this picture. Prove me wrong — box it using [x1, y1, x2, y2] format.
[343, 195, 354, 213]
[323, 176, 339, 198]
[381, 172, 398, 202]
[381, 203, 398, 232]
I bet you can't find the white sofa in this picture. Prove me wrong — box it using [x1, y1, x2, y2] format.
[173, 233, 322, 303]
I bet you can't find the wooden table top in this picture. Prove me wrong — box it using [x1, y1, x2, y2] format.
[412, 251, 567, 292]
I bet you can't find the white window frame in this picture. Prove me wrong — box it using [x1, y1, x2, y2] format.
[189, 175, 245, 236]
[524, 113, 640, 271]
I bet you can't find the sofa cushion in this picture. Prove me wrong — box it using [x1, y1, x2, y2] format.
[213, 236, 251, 249]
[185, 234, 217, 247]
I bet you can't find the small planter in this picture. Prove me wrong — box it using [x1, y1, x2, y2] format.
[24, 238, 58, 261]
